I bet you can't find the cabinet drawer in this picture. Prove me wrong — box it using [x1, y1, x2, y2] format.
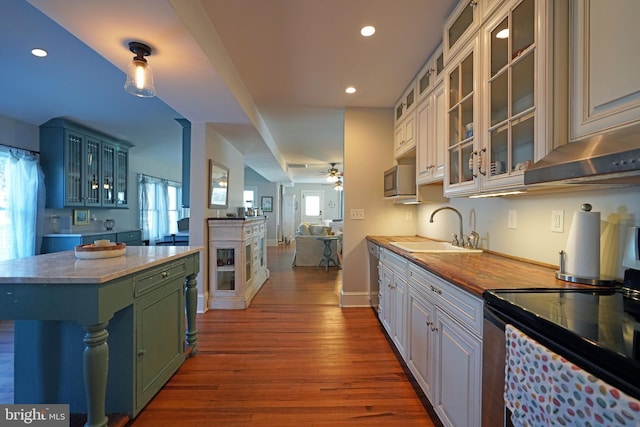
[380, 249, 408, 275]
[134, 261, 187, 297]
[117, 230, 142, 243]
[408, 263, 483, 337]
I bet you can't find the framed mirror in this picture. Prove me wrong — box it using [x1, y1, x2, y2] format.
[209, 160, 229, 209]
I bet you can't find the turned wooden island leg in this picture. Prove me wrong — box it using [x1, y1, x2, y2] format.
[82, 322, 109, 427]
[185, 273, 198, 355]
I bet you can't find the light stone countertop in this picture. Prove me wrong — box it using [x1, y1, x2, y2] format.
[0, 246, 202, 284]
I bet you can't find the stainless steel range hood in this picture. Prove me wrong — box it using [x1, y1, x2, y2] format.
[524, 124, 640, 185]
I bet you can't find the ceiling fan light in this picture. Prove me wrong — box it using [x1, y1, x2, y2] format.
[334, 179, 343, 191]
[124, 42, 156, 98]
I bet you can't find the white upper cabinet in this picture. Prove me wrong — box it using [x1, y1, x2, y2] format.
[444, 37, 481, 196]
[570, 0, 640, 140]
[417, 82, 446, 185]
[417, 45, 445, 103]
[479, 0, 552, 193]
[394, 83, 418, 159]
[444, 0, 482, 62]
[395, 112, 417, 159]
[444, 0, 555, 197]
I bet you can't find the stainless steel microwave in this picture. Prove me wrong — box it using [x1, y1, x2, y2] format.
[384, 165, 416, 197]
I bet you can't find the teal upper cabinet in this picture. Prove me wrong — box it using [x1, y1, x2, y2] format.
[40, 118, 133, 209]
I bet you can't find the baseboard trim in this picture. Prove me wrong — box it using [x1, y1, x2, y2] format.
[339, 291, 371, 307]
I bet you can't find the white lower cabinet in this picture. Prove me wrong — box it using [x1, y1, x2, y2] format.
[433, 307, 482, 427]
[379, 249, 409, 358]
[407, 287, 435, 400]
[392, 275, 408, 356]
[381, 256, 482, 427]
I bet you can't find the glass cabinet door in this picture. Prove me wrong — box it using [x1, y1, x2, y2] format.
[115, 148, 129, 206]
[64, 130, 84, 206]
[84, 136, 101, 206]
[216, 248, 235, 291]
[101, 142, 116, 207]
[447, 49, 476, 187]
[444, 0, 480, 60]
[245, 242, 252, 283]
[487, 0, 535, 178]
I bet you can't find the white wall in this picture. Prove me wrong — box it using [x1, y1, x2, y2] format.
[189, 122, 245, 312]
[342, 107, 418, 306]
[245, 167, 279, 245]
[416, 186, 640, 280]
[0, 115, 38, 152]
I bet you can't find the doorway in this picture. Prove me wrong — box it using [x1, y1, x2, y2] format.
[301, 190, 324, 224]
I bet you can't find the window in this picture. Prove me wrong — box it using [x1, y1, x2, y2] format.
[301, 190, 323, 223]
[139, 174, 182, 243]
[243, 189, 255, 209]
[0, 147, 44, 260]
[0, 152, 9, 260]
[305, 195, 320, 216]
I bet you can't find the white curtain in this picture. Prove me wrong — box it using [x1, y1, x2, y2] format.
[139, 174, 170, 244]
[6, 151, 45, 259]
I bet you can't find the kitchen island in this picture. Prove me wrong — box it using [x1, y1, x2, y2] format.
[0, 246, 201, 427]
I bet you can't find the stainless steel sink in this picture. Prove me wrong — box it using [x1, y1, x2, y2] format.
[389, 241, 482, 253]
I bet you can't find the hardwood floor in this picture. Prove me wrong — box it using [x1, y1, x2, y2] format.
[0, 244, 442, 426]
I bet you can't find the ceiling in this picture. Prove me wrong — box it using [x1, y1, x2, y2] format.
[1, 0, 456, 184]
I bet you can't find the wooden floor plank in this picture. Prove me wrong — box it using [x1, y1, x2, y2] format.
[0, 244, 442, 426]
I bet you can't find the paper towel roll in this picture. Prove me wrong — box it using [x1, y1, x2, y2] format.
[564, 209, 600, 278]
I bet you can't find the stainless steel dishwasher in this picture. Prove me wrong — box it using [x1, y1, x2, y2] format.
[366, 241, 380, 312]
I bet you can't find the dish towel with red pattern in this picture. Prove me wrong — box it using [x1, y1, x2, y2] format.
[504, 323, 640, 427]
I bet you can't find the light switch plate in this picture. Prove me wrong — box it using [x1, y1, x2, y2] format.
[508, 210, 517, 229]
[551, 210, 564, 233]
[350, 209, 365, 220]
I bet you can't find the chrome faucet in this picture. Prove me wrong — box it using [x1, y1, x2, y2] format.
[429, 207, 464, 247]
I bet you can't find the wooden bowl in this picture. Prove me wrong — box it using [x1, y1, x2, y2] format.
[74, 242, 126, 259]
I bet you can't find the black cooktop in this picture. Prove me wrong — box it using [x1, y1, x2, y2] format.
[484, 285, 640, 400]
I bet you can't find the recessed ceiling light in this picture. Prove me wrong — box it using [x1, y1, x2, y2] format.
[345, 86, 356, 94]
[31, 48, 48, 57]
[495, 29, 509, 39]
[360, 26, 375, 37]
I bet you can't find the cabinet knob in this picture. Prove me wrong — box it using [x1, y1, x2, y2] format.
[137, 349, 146, 356]
[162, 271, 169, 278]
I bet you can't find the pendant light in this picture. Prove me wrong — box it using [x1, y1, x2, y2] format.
[124, 42, 156, 97]
[333, 179, 343, 192]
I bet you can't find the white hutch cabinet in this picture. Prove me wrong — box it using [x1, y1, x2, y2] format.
[208, 217, 269, 309]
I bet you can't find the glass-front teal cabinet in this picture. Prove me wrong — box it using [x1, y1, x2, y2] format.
[40, 118, 133, 209]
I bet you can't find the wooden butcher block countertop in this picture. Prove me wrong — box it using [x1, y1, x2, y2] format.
[366, 236, 608, 297]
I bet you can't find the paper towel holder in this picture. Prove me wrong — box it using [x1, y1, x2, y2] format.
[555, 203, 617, 286]
[556, 250, 617, 286]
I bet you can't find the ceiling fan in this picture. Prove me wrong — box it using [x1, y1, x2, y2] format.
[325, 163, 343, 183]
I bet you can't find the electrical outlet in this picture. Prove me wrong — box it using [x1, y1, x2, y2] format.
[350, 209, 365, 220]
[406, 211, 413, 221]
[508, 210, 517, 229]
[551, 210, 564, 233]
